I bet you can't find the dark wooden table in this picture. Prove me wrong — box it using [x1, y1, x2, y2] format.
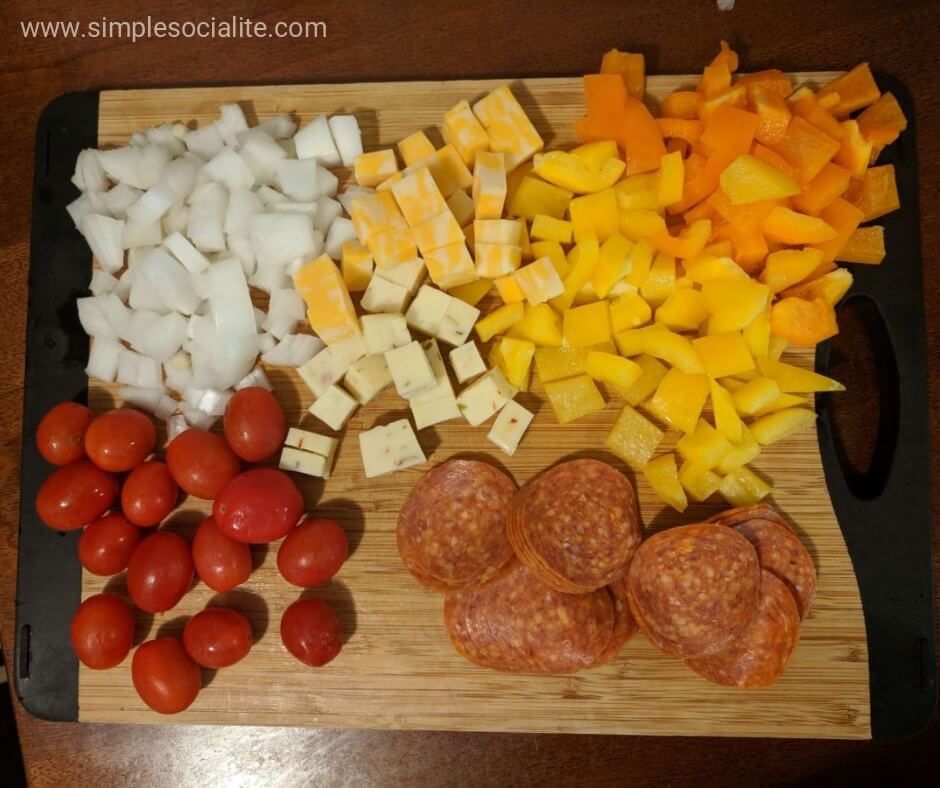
[2, 0, 939, 784]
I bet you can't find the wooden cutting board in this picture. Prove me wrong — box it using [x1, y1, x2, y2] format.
[79, 72, 871, 738]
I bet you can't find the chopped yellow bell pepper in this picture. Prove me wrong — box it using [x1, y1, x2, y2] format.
[571, 140, 620, 169]
[657, 150, 685, 206]
[678, 460, 722, 502]
[645, 368, 710, 433]
[569, 188, 619, 241]
[619, 354, 668, 406]
[781, 268, 853, 306]
[507, 176, 572, 220]
[615, 173, 660, 211]
[719, 154, 802, 205]
[610, 291, 652, 333]
[677, 419, 733, 468]
[619, 209, 667, 243]
[710, 379, 745, 443]
[550, 233, 599, 312]
[530, 240, 570, 278]
[616, 325, 705, 373]
[760, 248, 825, 294]
[585, 351, 642, 390]
[532, 151, 625, 194]
[448, 277, 493, 305]
[761, 207, 837, 245]
[683, 255, 749, 284]
[693, 332, 755, 378]
[544, 374, 606, 423]
[750, 392, 809, 418]
[655, 288, 708, 332]
[750, 407, 817, 445]
[507, 303, 563, 347]
[530, 213, 573, 244]
[701, 279, 771, 333]
[494, 273, 526, 304]
[640, 252, 676, 305]
[742, 309, 771, 359]
[592, 233, 634, 298]
[625, 238, 655, 286]
[835, 226, 886, 264]
[731, 377, 781, 416]
[534, 346, 584, 383]
[475, 302, 525, 342]
[719, 466, 771, 506]
[563, 301, 612, 347]
[644, 453, 688, 512]
[606, 405, 664, 469]
[716, 426, 761, 473]
[489, 336, 535, 391]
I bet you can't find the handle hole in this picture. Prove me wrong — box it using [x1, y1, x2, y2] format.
[18, 625, 30, 680]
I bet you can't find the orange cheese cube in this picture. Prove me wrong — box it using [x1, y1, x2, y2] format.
[354, 149, 399, 188]
[349, 191, 406, 244]
[367, 224, 418, 269]
[472, 85, 544, 171]
[391, 167, 448, 227]
[442, 99, 490, 166]
[472, 150, 508, 220]
[513, 256, 565, 305]
[397, 131, 436, 167]
[293, 254, 361, 345]
[340, 241, 373, 292]
[446, 189, 475, 227]
[474, 243, 521, 278]
[424, 242, 477, 289]
[412, 211, 464, 255]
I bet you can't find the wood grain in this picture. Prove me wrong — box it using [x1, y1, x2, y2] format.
[75, 73, 869, 738]
[3, 0, 939, 784]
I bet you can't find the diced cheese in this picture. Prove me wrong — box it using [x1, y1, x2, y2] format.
[472, 85, 544, 171]
[361, 273, 410, 314]
[494, 274, 526, 304]
[397, 131, 435, 167]
[449, 341, 487, 383]
[385, 340, 435, 397]
[375, 256, 426, 294]
[367, 224, 418, 269]
[472, 150, 507, 220]
[456, 368, 516, 426]
[295, 335, 365, 397]
[442, 99, 490, 166]
[354, 149, 399, 187]
[425, 144, 473, 197]
[424, 242, 477, 289]
[391, 167, 448, 227]
[309, 384, 359, 430]
[293, 254, 361, 345]
[376, 171, 403, 191]
[474, 219, 523, 245]
[412, 338, 453, 400]
[279, 446, 330, 479]
[412, 211, 464, 256]
[361, 313, 412, 355]
[329, 334, 369, 366]
[437, 297, 480, 346]
[405, 285, 452, 335]
[513, 256, 565, 305]
[349, 191, 405, 244]
[341, 241, 374, 292]
[410, 395, 462, 431]
[343, 353, 393, 404]
[446, 189, 475, 227]
[409, 339, 461, 429]
[487, 399, 534, 456]
[284, 427, 338, 462]
[358, 418, 426, 477]
[475, 243, 522, 278]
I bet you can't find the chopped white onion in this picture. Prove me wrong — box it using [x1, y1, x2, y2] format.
[155, 395, 178, 421]
[134, 312, 187, 361]
[235, 367, 273, 390]
[79, 213, 125, 272]
[275, 159, 321, 202]
[256, 185, 288, 206]
[164, 352, 193, 393]
[256, 114, 297, 140]
[139, 249, 201, 315]
[203, 147, 255, 192]
[85, 336, 122, 382]
[224, 188, 264, 236]
[207, 258, 255, 335]
[163, 230, 210, 274]
[89, 269, 118, 296]
[313, 196, 343, 234]
[118, 385, 168, 414]
[248, 213, 319, 268]
[195, 388, 233, 417]
[187, 182, 228, 252]
[237, 129, 287, 185]
[258, 332, 277, 354]
[226, 234, 257, 278]
[327, 115, 363, 167]
[145, 124, 187, 158]
[184, 124, 225, 160]
[180, 403, 218, 431]
[325, 216, 357, 259]
[216, 104, 249, 147]
[261, 333, 324, 367]
[72, 149, 109, 193]
[273, 201, 317, 215]
[103, 182, 143, 218]
[122, 218, 163, 249]
[162, 203, 190, 235]
[294, 114, 341, 165]
[97, 144, 170, 190]
[165, 413, 188, 442]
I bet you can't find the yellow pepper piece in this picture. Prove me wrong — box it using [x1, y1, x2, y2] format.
[615, 173, 660, 211]
[533, 151, 625, 194]
[655, 288, 707, 332]
[719, 154, 802, 205]
[759, 248, 825, 293]
[507, 303, 563, 347]
[571, 140, 620, 169]
[615, 325, 705, 373]
[640, 252, 676, 305]
[701, 279, 771, 333]
[530, 214, 573, 244]
[678, 461, 722, 503]
[489, 336, 535, 391]
[475, 302, 525, 342]
[620, 354, 668, 406]
[742, 310, 771, 359]
[569, 189, 619, 241]
[606, 405, 664, 469]
[550, 233, 599, 312]
[767, 336, 788, 362]
[449, 277, 493, 306]
[585, 351, 642, 390]
[693, 332, 755, 378]
[592, 233, 634, 298]
[676, 419, 733, 469]
[625, 238, 655, 287]
[710, 379, 744, 443]
[494, 273, 526, 304]
[646, 368, 710, 433]
[507, 176, 572, 220]
[531, 240, 569, 278]
[683, 255, 749, 284]
[716, 426, 761, 474]
[835, 226, 886, 264]
[619, 209, 667, 243]
[563, 300, 612, 348]
[757, 358, 845, 392]
[657, 150, 685, 206]
[750, 407, 817, 445]
[644, 453, 688, 512]
[751, 392, 809, 418]
[732, 377, 781, 416]
[544, 374, 606, 424]
[719, 466, 771, 506]
[781, 268, 854, 306]
[610, 291, 652, 333]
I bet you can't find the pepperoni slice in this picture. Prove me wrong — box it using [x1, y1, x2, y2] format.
[397, 459, 515, 592]
[443, 560, 615, 674]
[593, 574, 638, 666]
[685, 570, 801, 688]
[734, 518, 817, 618]
[708, 503, 790, 530]
[508, 459, 641, 593]
[627, 523, 761, 658]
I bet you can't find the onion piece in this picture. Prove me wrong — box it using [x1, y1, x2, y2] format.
[294, 114, 341, 165]
[79, 214, 125, 272]
[134, 312, 187, 361]
[165, 413, 188, 442]
[139, 249, 201, 315]
[256, 185, 288, 206]
[224, 189, 264, 235]
[313, 196, 343, 234]
[195, 388, 233, 417]
[85, 337, 122, 382]
[118, 385, 168, 414]
[216, 104, 249, 147]
[226, 234, 257, 278]
[122, 218, 163, 249]
[77, 293, 129, 338]
[184, 124, 225, 160]
[163, 230, 210, 274]
[203, 147, 255, 192]
[180, 403, 218, 431]
[187, 182, 229, 252]
[248, 213, 320, 268]
[97, 144, 170, 190]
[258, 332, 277, 354]
[327, 115, 363, 167]
[155, 395, 178, 421]
[238, 129, 287, 185]
[275, 159, 321, 202]
[256, 114, 297, 140]
[325, 216, 358, 259]
[103, 183, 143, 219]
[206, 258, 255, 336]
[164, 352, 193, 393]
[235, 367, 273, 391]
[72, 149, 109, 193]
[261, 334, 324, 367]
[89, 270, 118, 296]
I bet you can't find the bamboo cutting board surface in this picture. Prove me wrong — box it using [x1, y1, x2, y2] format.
[80, 73, 871, 738]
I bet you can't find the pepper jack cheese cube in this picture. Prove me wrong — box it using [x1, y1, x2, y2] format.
[343, 353, 393, 404]
[446, 189, 475, 227]
[279, 446, 330, 480]
[513, 256, 565, 305]
[293, 254, 361, 346]
[443, 99, 491, 166]
[358, 419, 426, 478]
[449, 341, 487, 383]
[285, 427, 338, 457]
[361, 313, 411, 355]
[437, 297, 480, 346]
[456, 368, 517, 426]
[424, 242, 477, 289]
[412, 211, 464, 256]
[297, 347, 347, 398]
[474, 219, 523, 246]
[354, 149, 399, 188]
[368, 224, 418, 269]
[391, 168, 448, 227]
[475, 243, 522, 278]
[375, 257, 426, 295]
[409, 339, 461, 429]
[361, 273, 410, 314]
[341, 241, 374, 292]
[309, 384, 359, 431]
[472, 85, 544, 171]
[472, 151, 507, 220]
[397, 130, 436, 167]
[487, 399, 534, 456]
[349, 191, 406, 244]
[385, 340, 435, 398]
[406, 285, 452, 335]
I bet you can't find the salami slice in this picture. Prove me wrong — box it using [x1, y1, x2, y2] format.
[686, 570, 801, 688]
[593, 574, 638, 666]
[443, 560, 615, 674]
[734, 518, 817, 618]
[508, 459, 642, 593]
[627, 523, 761, 658]
[708, 503, 790, 530]
[397, 459, 515, 592]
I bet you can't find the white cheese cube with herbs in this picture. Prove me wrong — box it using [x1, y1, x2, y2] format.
[456, 368, 516, 426]
[358, 419, 426, 478]
[449, 341, 487, 383]
[308, 384, 359, 431]
[406, 285, 452, 336]
[284, 428, 338, 463]
[361, 313, 412, 355]
[344, 354, 393, 404]
[385, 340, 435, 398]
[437, 297, 480, 346]
[279, 446, 331, 479]
[361, 273, 410, 314]
[410, 339, 454, 402]
[486, 399, 534, 456]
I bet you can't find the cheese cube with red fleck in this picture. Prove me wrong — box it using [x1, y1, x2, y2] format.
[424, 242, 477, 289]
[368, 224, 418, 269]
[349, 191, 406, 244]
[446, 189, 475, 227]
[474, 219, 523, 245]
[487, 399, 534, 456]
[473, 151, 508, 220]
[391, 168, 448, 227]
[397, 130, 436, 167]
[513, 256, 565, 305]
[475, 243, 522, 278]
[442, 100, 490, 166]
[354, 149, 399, 188]
[293, 254, 361, 345]
[472, 86, 544, 171]
[413, 211, 464, 256]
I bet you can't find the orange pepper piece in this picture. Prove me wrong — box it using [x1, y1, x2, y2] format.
[600, 49, 645, 99]
[812, 197, 865, 264]
[769, 116, 840, 182]
[752, 144, 803, 184]
[817, 63, 881, 117]
[666, 152, 731, 215]
[697, 84, 748, 122]
[708, 40, 740, 73]
[650, 219, 712, 260]
[835, 226, 886, 264]
[832, 120, 874, 178]
[662, 91, 702, 120]
[583, 74, 627, 141]
[656, 118, 703, 145]
[770, 297, 839, 347]
[792, 162, 852, 216]
[574, 115, 596, 143]
[750, 84, 792, 146]
[857, 92, 907, 159]
[622, 97, 667, 176]
[788, 87, 844, 141]
[665, 138, 690, 157]
[698, 62, 732, 98]
[844, 164, 900, 221]
[761, 206, 837, 244]
[737, 69, 793, 98]
[700, 105, 760, 159]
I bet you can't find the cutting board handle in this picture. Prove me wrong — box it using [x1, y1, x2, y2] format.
[814, 73, 936, 740]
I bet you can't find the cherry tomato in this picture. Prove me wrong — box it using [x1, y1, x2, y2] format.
[121, 461, 178, 527]
[84, 408, 156, 472]
[182, 608, 253, 668]
[192, 516, 252, 592]
[223, 387, 286, 462]
[213, 469, 303, 544]
[70, 593, 134, 669]
[36, 401, 94, 466]
[280, 598, 343, 667]
[36, 460, 118, 531]
[78, 512, 141, 575]
[277, 519, 348, 588]
[126, 531, 194, 613]
[167, 429, 240, 500]
[131, 638, 201, 714]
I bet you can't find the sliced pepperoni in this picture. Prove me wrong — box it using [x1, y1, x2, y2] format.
[686, 570, 801, 688]
[734, 518, 817, 618]
[508, 459, 641, 593]
[443, 560, 615, 674]
[627, 523, 761, 658]
[397, 459, 515, 592]
[708, 503, 790, 530]
[593, 574, 638, 666]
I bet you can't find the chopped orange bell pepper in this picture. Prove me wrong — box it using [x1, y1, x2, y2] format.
[749, 84, 792, 146]
[701, 105, 760, 159]
[752, 143, 803, 184]
[707, 189, 779, 272]
[792, 161, 852, 216]
[583, 74, 628, 141]
[622, 97, 667, 176]
[812, 197, 865, 264]
[738, 69, 793, 97]
[770, 297, 839, 347]
[656, 118, 703, 144]
[666, 152, 730, 215]
[788, 87, 844, 141]
[699, 63, 732, 98]
[817, 63, 881, 117]
[769, 116, 840, 182]
[832, 120, 874, 178]
[666, 139, 689, 157]
[600, 49, 645, 99]
[574, 115, 596, 143]
[835, 226, 886, 264]
[761, 206, 837, 244]
[650, 219, 711, 260]
[844, 164, 900, 221]
[683, 198, 718, 226]
[709, 40, 740, 72]
[697, 84, 748, 121]
[782, 268, 854, 305]
[662, 91, 701, 120]
[857, 92, 907, 161]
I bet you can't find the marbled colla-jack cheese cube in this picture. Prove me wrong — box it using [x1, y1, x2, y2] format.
[343, 353, 393, 404]
[391, 168, 448, 227]
[385, 340, 436, 398]
[361, 313, 412, 355]
[349, 190, 406, 244]
[397, 130, 436, 167]
[367, 224, 418, 269]
[341, 241, 374, 292]
[412, 211, 465, 256]
[449, 341, 487, 383]
[475, 243, 522, 278]
[456, 368, 517, 427]
[424, 242, 477, 289]
[293, 254, 361, 346]
[473, 219, 523, 246]
[472, 150, 507, 220]
[358, 419, 426, 478]
[375, 257, 426, 295]
[442, 99, 490, 167]
[487, 399, 534, 456]
[472, 85, 544, 171]
[446, 189, 475, 227]
[309, 384, 359, 431]
[354, 149, 399, 188]
[513, 256, 565, 305]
